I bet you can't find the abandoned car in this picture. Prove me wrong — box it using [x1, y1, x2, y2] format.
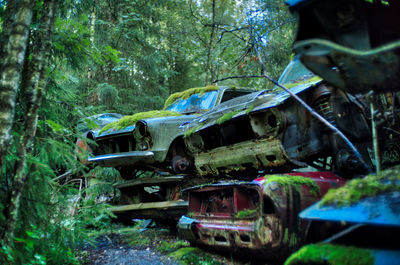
[86, 86, 256, 177]
[287, 0, 400, 94]
[178, 172, 346, 261]
[285, 167, 400, 265]
[183, 59, 385, 177]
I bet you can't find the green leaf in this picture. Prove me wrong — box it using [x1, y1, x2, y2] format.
[46, 120, 63, 132]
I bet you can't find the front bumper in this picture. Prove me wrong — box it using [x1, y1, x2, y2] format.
[194, 138, 290, 176]
[88, 151, 155, 167]
[178, 216, 280, 253]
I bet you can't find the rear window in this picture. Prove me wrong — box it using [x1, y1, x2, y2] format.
[188, 186, 260, 218]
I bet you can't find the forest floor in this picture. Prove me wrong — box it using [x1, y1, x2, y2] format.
[78, 221, 273, 265]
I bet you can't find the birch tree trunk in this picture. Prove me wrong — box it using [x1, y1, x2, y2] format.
[1, 0, 58, 246]
[0, 0, 35, 169]
[204, 0, 216, 85]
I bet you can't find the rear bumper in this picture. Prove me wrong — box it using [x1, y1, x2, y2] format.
[88, 151, 155, 167]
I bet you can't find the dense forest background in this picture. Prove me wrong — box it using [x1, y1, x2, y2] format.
[0, 0, 295, 263]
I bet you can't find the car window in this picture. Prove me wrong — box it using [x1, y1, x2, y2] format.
[220, 90, 254, 103]
[278, 60, 315, 85]
[164, 91, 218, 114]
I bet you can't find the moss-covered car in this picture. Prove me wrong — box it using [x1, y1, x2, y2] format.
[183, 59, 390, 177]
[86, 86, 256, 176]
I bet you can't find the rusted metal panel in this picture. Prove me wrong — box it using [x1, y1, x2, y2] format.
[111, 200, 188, 212]
[114, 176, 185, 189]
[111, 200, 188, 220]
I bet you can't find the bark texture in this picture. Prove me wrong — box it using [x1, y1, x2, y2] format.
[1, 0, 58, 246]
[0, 0, 35, 169]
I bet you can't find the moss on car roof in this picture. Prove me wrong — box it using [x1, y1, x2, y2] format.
[320, 165, 400, 207]
[284, 243, 374, 265]
[100, 110, 182, 133]
[163, 85, 219, 110]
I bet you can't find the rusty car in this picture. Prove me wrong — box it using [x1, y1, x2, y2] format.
[86, 86, 256, 177]
[183, 59, 381, 178]
[178, 172, 346, 261]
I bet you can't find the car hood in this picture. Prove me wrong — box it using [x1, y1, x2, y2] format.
[91, 114, 197, 139]
[184, 77, 322, 132]
[300, 191, 400, 227]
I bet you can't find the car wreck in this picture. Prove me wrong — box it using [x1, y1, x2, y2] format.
[86, 86, 256, 176]
[287, 0, 400, 94]
[178, 172, 346, 261]
[285, 166, 400, 265]
[183, 59, 390, 177]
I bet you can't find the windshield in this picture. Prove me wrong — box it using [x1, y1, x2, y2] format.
[165, 91, 218, 113]
[278, 59, 315, 85]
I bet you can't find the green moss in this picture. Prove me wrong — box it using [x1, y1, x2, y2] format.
[284, 243, 375, 265]
[99, 110, 181, 133]
[245, 105, 256, 114]
[187, 212, 195, 218]
[163, 85, 219, 109]
[216, 110, 242, 125]
[184, 124, 203, 137]
[320, 166, 400, 207]
[169, 247, 223, 265]
[235, 208, 257, 218]
[283, 76, 322, 89]
[364, 0, 389, 6]
[158, 240, 190, 254]
[264, 174, 320, 196]
[168, 247, 200, 259]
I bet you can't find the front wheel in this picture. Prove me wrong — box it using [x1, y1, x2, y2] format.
[172, 155, 192, 174]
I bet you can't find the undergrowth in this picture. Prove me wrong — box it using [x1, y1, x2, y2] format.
[284, 243, 374, 265]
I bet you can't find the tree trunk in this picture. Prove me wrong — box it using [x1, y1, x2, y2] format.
[0, 0, 35, 169]
[1, 0, 58, 246]
[204, 0, 216, 85]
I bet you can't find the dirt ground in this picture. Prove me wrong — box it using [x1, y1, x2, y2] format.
[79, 224, 275, 265]
[83, 233, 179, 265]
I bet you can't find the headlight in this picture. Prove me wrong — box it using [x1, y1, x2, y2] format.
[136, 121, 148, 137]
[137, 141, 149, 151]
